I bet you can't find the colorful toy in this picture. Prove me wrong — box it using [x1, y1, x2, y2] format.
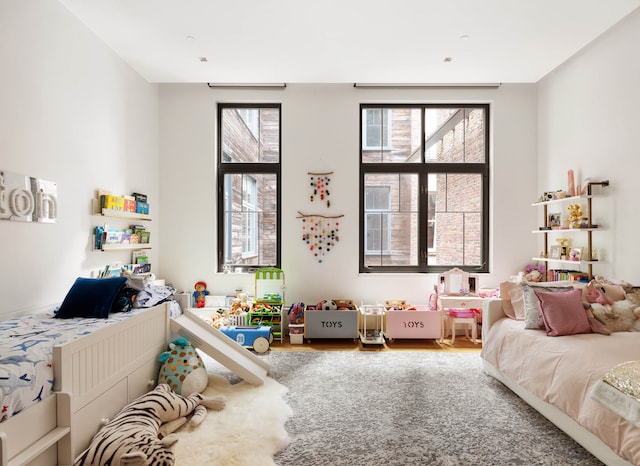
[158, 337, 208, 396]
[288, 302, 305, 324]
[193, 281, 209, 308]
[318, 299, 337, 310]
[219, 325, 273, 353]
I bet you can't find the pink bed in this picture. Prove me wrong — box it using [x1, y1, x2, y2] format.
[481, 299, 640, 465]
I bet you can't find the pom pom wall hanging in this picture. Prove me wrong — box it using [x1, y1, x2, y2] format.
[298, 212, 344, 264]
[308, 171, 332, 208]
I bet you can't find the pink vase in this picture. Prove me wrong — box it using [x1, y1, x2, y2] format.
[567, 169, 575, 197]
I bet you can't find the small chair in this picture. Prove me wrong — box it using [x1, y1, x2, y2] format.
[444, 308, 478, 344]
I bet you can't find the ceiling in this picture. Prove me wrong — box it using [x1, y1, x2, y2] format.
[59, 0, 639, 84]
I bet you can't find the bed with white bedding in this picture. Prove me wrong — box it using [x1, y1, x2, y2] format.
[481, 297, 640, 466]
[0, 285, 175, 466]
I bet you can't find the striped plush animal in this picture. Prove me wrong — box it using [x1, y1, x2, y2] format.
[74, 384, 225, 466]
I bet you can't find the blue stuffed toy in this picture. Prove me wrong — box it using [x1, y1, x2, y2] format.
[157, 337, 208, 396]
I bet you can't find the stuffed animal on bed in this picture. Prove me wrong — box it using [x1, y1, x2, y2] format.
[74, 383, 225, 466]
[590, 300, 640, 333]
[584, 281, 615, 308]
[584, 280, 640, 332]
[158, 337, 208, 396]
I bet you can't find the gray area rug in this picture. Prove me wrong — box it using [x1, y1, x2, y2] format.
[256, 351, 602, 466]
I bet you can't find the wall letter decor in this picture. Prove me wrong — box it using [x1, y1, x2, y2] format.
[0, 170, 57, 223]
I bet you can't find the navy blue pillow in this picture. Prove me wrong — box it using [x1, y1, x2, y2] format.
[55, 277, 127, 319]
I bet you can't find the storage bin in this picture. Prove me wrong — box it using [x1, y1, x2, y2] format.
[289, 323, 305, 334]
[289, 324, 305, 344]
[304, 308, 358, 339]
[289, 334, 304, 344]
[385, 307, 442, 340]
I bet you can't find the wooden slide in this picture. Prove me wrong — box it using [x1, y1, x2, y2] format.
[170, 311, 270, 386]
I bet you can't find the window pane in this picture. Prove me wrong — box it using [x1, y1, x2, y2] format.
[364, 173, 419, 265]
[425, 107, 485, 163]
[221, 107, 280, 163]
[362, 108, 421, 163]
[365, 213, 388, 253]
[429, 173, 482, 266]
[365, 109, 387, 149]
[223, 173, 277, 267]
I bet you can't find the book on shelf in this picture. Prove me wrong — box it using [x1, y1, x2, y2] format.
[568, 272, 590, 283]
[547, 269, 587, 282]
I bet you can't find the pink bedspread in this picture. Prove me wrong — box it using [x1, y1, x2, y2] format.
[481, 317, 640, 465]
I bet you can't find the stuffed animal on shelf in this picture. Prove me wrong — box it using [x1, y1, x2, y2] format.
[158, 337, 208, 396]
[74, 384, 225, 466]
[193, 281, 209, 308]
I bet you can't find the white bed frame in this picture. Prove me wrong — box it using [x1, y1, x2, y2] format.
[0, 302, 171, 466]
[482, 298, 633, 466]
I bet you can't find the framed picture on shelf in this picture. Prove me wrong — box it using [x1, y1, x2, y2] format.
[569, 247, 583, 262]
[549, 245, 562, 259]
[547, 212, 561, 228]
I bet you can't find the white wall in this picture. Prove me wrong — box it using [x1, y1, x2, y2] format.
[7, 2, 635, 316]
[537, 8, 640, 284]
[0, 1, 160, 315]
[158, 84, 538, 304]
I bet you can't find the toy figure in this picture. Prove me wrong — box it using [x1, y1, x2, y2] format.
[193, 281, 209, 308]
[567, 203, 583, 228]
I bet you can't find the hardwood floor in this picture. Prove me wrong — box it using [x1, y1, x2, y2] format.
[270, 336, 482, 353]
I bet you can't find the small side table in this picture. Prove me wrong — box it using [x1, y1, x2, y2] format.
[359, 305, 385, 345]
[438, 295, 483, 344]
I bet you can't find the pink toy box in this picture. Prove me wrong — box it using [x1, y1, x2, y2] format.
[385, 305, 442, 340]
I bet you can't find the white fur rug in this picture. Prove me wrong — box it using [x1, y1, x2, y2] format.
[173, 372, 292, 465]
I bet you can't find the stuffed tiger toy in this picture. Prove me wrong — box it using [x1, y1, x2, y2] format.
[74, 383, 225, 466]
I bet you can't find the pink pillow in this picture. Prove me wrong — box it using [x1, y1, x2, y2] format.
[534, 288, 592, 337]
[502, 281, 525, 320]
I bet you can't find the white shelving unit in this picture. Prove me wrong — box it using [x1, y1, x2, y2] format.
[532, 180, 609, 281]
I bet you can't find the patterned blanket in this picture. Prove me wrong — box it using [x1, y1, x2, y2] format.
[1, 289, 182, 423]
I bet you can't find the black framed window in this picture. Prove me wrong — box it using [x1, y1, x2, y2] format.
[217, 104, 281, 272]
[360, 104, 489, 273]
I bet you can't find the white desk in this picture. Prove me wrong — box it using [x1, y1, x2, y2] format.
[438, 295, 484, 344]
